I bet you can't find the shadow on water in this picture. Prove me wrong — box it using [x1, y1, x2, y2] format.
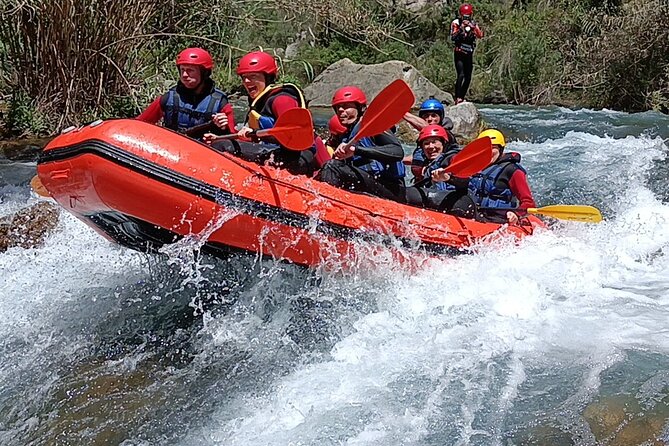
[0, 249, 381, 445]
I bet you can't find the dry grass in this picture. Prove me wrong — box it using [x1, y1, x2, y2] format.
[0, 0, 154, 129]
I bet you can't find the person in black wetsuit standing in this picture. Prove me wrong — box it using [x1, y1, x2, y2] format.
[451, 4, 484, 104]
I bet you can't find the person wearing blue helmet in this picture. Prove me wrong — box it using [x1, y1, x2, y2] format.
[404, 98, 455, 135]
[404, 97, 458, 181]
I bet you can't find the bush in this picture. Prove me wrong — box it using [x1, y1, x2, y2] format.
[0, 0, 667, 137]
[4, 91, 50, 137]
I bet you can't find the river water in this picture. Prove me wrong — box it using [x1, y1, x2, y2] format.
[1, 106, 669, 445]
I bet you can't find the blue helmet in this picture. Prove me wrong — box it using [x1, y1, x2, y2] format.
[419, 98, 445, 119]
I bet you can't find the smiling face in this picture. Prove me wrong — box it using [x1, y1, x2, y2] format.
[240, 72, 267, 99]
[420, 111, 442, 125]
[179, 64, 203, 89]
[421, 136, 445, 160]
[334, 102, 360, 126]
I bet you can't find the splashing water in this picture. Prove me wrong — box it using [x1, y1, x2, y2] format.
[2, 106, 669, 445]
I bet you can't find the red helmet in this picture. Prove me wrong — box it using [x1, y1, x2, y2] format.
[331, 86, 367, 107]
[236, 51, 278, 76]
[176, 48, 214, 69]
[459, 3, 473, 16]
[328, 115, 347, 135]
[418, 124, 449, 144]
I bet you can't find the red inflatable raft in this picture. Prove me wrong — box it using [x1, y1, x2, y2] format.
[36, 119, 543, 267]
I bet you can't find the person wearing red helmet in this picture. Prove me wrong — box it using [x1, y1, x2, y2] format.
[409, 122, 460, 183]
[316, 86, 407, 202]
[404, 125, 476, 217]
[324, 114, 347, 156]
[451, 4, 484, 104]
[206, 50, 328, 175]
[405, 98, 459, 181]
[137, 48, 235, 140]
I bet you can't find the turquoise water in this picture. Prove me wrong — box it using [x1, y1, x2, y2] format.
[1, 105, 669, 445]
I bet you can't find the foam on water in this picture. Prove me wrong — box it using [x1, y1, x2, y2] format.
[181, 129, 669, 445]
[187, 194, 669, 444]
[2, 108, 669, 445]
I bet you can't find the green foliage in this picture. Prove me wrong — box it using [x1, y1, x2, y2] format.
[299, 39, 377, 71]
[0, 0, 667, 138]
[476, 7, 563, 103]
[5, 91, 50, 137]
[415, 42, 456, 92]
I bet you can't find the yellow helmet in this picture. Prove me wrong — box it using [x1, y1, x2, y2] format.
[477, 129, 506, 147]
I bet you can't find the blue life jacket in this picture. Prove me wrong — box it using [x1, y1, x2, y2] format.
[342, 122, 405, 183]
[468, 153, 525, 209]
[160, 82, 228, 132]
[423, 151, 460, 191]
[412, 145, 460, 190]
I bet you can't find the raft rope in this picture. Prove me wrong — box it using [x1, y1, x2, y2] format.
[214, 149, 507, 240]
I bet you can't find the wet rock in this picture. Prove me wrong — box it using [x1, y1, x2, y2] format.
[447, 101, 483, 143]
[0, 138, 50, 161]
[396, 121, 418, 145]
[0, 201, 60, 252]
[583, 395, 669, 446]
[304, 58, 454, 107]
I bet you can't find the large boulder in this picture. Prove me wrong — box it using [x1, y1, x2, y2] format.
[0, 201, 60, 252]
[395, 0, 443, 11]
[446, 102, 484, 143]
[394, 102, 484, 145]
[304, 58, 453, 107]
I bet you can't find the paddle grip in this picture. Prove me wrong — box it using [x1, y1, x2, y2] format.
[182, 121, 216, 136]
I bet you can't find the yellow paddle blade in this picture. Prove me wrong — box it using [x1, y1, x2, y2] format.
[527, 205, 603, 223]
[31, 175, 50, 197]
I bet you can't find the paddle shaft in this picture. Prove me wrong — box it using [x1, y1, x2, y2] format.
[182, 121, 216, 136]
[205, 108, 314, 150]
[413, 171, 460, 188]
[207, 128, 278, 142]
[479, 205, 603, 223]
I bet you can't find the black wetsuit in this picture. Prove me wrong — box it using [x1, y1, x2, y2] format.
[454, 51, 474, 102]
[212, 139, 315, 177]
[317, 131, 406, 202]
[405, 152, 476, 219]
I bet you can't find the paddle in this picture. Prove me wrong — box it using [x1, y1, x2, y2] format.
[526, 205, 603, 223]
[479, 204, 603, 223]
[30, 175, 50, 197]
[182, 120, 216, 137]
[413, 136, 493, 188]
[209, 107, 314, 151]
[349, 79, 415, 144]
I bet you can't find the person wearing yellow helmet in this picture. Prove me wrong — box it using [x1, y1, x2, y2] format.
[441, 128, 536, 224]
